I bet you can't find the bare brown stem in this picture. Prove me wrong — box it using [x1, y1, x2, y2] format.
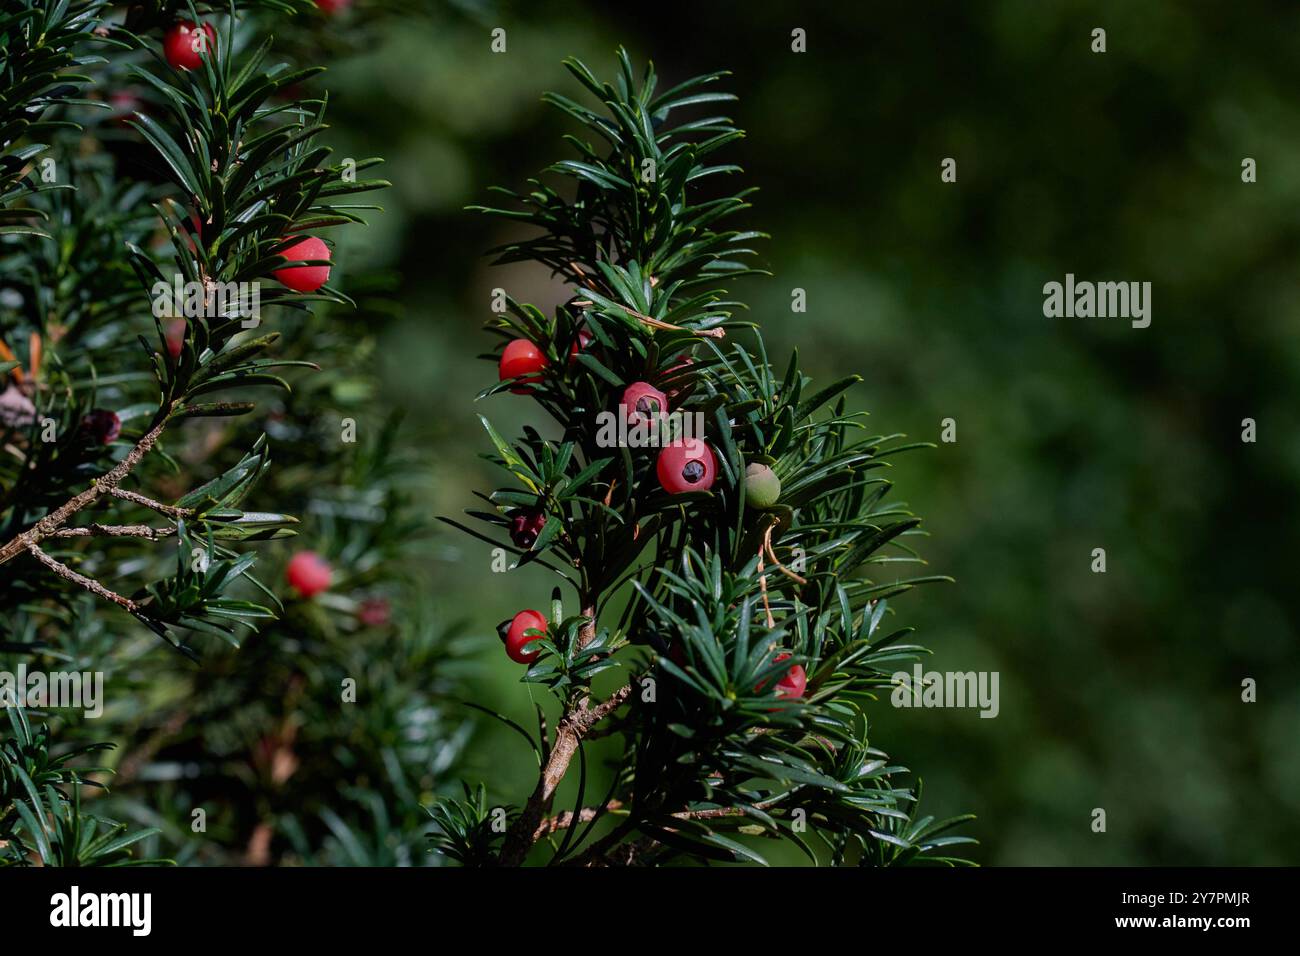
[107, 486, 193, 519]
[577, 602, 597, 650]
[758, 551, 774, 628]
[498, 681, 633, 866]
[762, 519, 807, 585]
[0, 411, 173, 568]
[534, 800, 625, 841]
[571, 298, 725, 339]
[53, 523, 175, 540]
[563, 796, 789, 867]
[27, 542, 137, 612]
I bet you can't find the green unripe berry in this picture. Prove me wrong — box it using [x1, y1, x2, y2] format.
[744, 462, 781, 509]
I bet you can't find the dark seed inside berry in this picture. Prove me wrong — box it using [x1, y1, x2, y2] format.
[636, 397, 656, 415]
[682, 460, 705, 483]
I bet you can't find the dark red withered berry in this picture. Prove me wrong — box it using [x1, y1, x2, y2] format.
[508, 508, 547, 549]
[667, 642, 687, 668]
[81, 409, 121, 445]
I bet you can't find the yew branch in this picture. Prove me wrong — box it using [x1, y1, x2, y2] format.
[53, 523, 175, 540]
[498, 680, 633, 866]
[108, 486, 193, 519]
[534, 800, 625, 841]
[27, 542, 137, 612]
[0, 410, 174, 568]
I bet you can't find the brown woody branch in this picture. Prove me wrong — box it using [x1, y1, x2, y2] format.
[498, 680, 633, 866]
[534, 800, 625, 841]
[571, 297, 725, 339]
[538, 795, 741, 847]
[562, 797, 791, 867]
[53, 523, 176, 540]
[0, 410, 174, 568]
[27, 541, 137, 612]
[108, 486, 194, 520]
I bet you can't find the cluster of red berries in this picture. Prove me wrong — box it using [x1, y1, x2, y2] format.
[498, 325, 598, 391]
[619, 380, 717, 494]
[491, 322, 728, 663]
[158, 20, 349, 640]
[497, 335, 718, 496]
[493, 602, 809, 698]
[490, 315, 793, 667]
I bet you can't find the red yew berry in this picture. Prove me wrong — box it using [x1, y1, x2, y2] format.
[272, 236, 331, 293]
[620, 381, 668, 429]
[165, 318, 186, 359]
[568, 327, 594, 365]
[508, 508, 547, 549]
[81, 409, 121, 445]
[498, 339, 547, 393]
[315, 0, 352, 12]
[501, 609, 547, 664]
[757, 652, 807, 701]
[656, 438, 717, 493]
[357, 597, 391, 628]
[286, 551, 332, 598]
[109, 90, 140, 127]
[774, 653, 807, 699]
[163, 21, 216, 72]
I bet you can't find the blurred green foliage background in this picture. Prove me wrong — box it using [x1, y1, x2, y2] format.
[321, 0, 1300, 864]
